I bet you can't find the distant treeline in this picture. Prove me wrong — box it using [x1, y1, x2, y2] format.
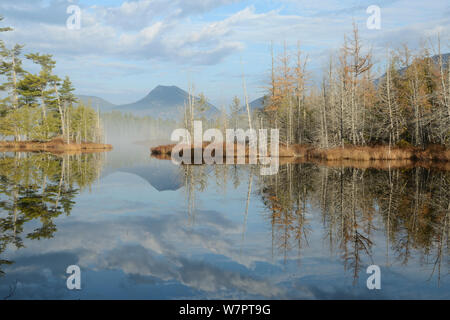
[0, 16, 104, 143]
[180, 24, 449, 150]
[250, 24, 450, 149]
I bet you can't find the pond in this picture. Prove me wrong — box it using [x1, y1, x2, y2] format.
[0, 144, 448, 299]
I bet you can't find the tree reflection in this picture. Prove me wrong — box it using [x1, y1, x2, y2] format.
[259, 163, 449, 284]
[178, 160, 449, 285]
[0, 152, 105, 275]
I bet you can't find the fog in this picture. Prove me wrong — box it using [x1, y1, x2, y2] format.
[101, 111, 179, 147]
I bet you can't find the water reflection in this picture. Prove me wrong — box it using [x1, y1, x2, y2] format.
[0, 147, 448, 299]
[179, 162, 449, 287]
[266, 164, 448, 284]
[0, 152, 106, 276]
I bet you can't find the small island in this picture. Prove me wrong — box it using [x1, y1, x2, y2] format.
[151, 142, 450, 162]
[151, 24, 449, 167]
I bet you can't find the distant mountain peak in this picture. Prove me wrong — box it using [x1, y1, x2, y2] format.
[151, 85, 179, 93]
[114, 85, 219, 119]
[155, 85, 177, 89]
[145, 85, 186, 99]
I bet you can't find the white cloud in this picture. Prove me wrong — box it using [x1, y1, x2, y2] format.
[2, 0, 448, 67]
[0, 0, 448, 102]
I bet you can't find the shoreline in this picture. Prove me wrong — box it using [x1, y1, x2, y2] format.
[0, 139, 113, 153]
[151, 143, 450, 162]
[290, 144, 450, 162]
[151, 150, 450, 171]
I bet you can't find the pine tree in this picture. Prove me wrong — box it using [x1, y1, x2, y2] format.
[24, 53, 59, 140]
[0, 16, 21, 140]
[59, 77, 77, 143]
[0, 44, 25, 111]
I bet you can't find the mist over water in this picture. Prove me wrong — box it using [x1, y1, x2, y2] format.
[101, 111, 179, 146]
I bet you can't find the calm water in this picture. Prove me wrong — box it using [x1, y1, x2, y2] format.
[0, 145, 448, 299]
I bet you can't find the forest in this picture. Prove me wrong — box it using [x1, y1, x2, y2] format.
[154, 23, 449, 162]
[0, 16, 104, 145]
[255, 24, 449, 151]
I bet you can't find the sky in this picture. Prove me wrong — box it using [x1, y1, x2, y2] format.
[0, 0, 449, 107]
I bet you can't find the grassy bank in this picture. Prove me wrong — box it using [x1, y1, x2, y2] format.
[151, 142, 294, 158]
[151, 143, 450, 161]
[294, 144, 450, 162]
[0, 138, 113, 152]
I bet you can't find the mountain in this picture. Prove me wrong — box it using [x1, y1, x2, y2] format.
[375, 53, 450, 85]
[394, 53, 449, 77]
[432, 52, 450, 67]
[114, 85, 219, 119]
[239, 96, 265, 114]
[76, 95, 116, 112]
[249, 96, 265, 110]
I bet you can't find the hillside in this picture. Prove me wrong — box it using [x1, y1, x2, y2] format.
[76, 95, 116, 112]
[114, 85, 219, 119]
[376, 52, 450, 84]
[249, 96, 265, 110]
[238, 96, 266, 114]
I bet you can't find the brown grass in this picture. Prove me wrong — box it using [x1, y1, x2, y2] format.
[306, 145, 450, 161]
[151, 143, 177, 155]
[0, 138, 113, 152]
[151, 142, 450, 162]
[151, 142, 294, 158]
[152, 152, 450, 170]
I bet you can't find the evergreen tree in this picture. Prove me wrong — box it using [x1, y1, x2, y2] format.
[0, 44, 25, 110]
[25, 53, 57, 139]
[59, 77, 77, 143]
